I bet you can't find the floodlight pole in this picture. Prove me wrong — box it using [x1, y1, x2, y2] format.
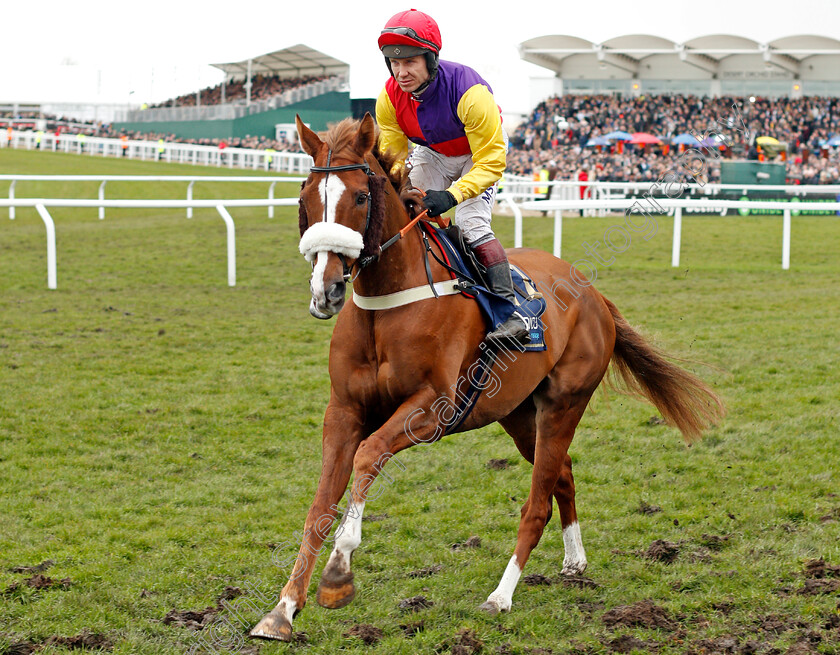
[247, 59, 252, 106]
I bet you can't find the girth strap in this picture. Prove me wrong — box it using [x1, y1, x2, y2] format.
[352, 280, 462, 310]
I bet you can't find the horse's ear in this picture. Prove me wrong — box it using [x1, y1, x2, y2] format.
[354, 113, 376, 157]
[296, 115, 323, 158]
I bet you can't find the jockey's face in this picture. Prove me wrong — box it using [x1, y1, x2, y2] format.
[389, 56, 430, 93]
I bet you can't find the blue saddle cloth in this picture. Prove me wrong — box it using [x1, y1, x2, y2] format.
[423, 224, 547, 352]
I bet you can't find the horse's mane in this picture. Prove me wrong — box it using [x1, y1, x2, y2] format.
[321, 118, 409, 194]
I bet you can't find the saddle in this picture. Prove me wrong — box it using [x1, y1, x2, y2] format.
[420, 222, 548, 353]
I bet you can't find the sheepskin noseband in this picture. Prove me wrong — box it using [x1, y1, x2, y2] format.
[299, 222, 365, 263]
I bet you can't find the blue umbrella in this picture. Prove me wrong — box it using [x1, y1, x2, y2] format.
[825, 134, 840, 147]
[585, 136, 612, 147]
[604, 130, 633, 141]
[672, 132, 701, 145]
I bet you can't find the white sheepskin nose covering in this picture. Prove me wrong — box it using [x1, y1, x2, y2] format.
[299, 222, 364, 263]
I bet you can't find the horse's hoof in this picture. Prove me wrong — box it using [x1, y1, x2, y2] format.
[316, 568, 356, 609]
[479, 595, 510, 615]
[561, 561, 588, 576]
[249, 610, 292, 642]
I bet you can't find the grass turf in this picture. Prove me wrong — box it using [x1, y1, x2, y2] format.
[1, 148, 838, 654]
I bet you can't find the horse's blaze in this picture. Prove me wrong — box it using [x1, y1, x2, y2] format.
[249, 610, 293, 641]
[316, 567, 356, 609]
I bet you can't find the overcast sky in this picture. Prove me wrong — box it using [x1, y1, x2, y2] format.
[2, 0, 838, 116]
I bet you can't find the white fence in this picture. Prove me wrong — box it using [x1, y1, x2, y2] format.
[0, 198, 299, 290]
[1, 174, 307, 220]
[1, 130, 313, 173]
[3, 171, 839, 289]
[516, 197, 840, 271]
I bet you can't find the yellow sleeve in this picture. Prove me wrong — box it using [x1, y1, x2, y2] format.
[448, 84, 507, 203]
[375, 87, 409, 178]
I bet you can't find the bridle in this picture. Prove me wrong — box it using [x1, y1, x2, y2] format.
[309, 148, 377, 280]
[305, 148, 445, 282]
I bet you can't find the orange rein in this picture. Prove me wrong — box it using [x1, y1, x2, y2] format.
[397, 188, 451, 238]
[398, 208, 450, 238]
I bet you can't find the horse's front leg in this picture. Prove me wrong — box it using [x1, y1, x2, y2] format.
[316, 389, 441, 609]
[250, 402, 363, 641]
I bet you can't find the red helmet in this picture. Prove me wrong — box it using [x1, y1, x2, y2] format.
[378, 9, 442, 57]
[379, 9, 442, 87]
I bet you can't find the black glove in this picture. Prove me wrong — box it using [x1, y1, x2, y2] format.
[422, 189, 457, 217]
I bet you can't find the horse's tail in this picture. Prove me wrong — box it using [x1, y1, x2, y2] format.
[602, 295, 725, 443]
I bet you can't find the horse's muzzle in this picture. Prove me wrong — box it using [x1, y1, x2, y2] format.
[310, 280, 346, 319]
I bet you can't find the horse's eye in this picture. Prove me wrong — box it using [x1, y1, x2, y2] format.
[356, 192, 368, 206]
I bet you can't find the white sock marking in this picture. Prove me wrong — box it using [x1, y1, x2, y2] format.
[326, 501, 365, 571]
[562, 522, 587, 574]
[483, 555, 521, 612]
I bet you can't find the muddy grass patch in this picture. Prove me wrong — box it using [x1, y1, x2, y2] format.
[1, 630, 114, 653]
[486, 459, 512, 470]
[162, 606, 218, 630]
[3, 574, 72, 598]
[803, 558, 840, 579]
[8, 560, 54, 574]
[161, 586, 246, 630]
[400, 620, 425, 638]
[798, 579, 840, 595]
[602, 600, 676, 631]
[408, 564, 444, 578]
[645, 540, 681, 564]
[637, 500, 663, 515]
[344, 624, 384, 646]
[606, 634, 658, 653]
[699, 534, 731, 551]
[520, 572, 598, 589]
[451, 536, 482, 550]
[399, 595, 434, 612]
[435, 628, 483, 654]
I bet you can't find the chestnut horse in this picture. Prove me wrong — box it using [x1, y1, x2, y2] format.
[251, 114, 724, 641]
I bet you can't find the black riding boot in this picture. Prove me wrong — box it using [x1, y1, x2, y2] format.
[484, 262, 529, 344]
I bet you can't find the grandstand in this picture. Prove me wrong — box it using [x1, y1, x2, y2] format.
[519, 34, 840, 98]
[508, 34, 840, 184]
[112, 45, 352, 140]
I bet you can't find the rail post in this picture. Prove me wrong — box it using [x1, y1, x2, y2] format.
[35, 204, 57, 290]
[216, 205, 237, 287]
[99, 180, 107, 219]
[268, 181, 278, 218]
[782, 208, 791, 270]
[672, 207, 682, 267]
[187, 181, 195, 219]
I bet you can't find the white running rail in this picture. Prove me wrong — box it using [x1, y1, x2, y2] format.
[1, 174, 306, 220]
[517, 197, 840, 271]
[1, 198, 299, 289]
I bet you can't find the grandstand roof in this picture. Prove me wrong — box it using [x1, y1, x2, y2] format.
[519, 34, 840, 81]
[211, 44, 349, 81]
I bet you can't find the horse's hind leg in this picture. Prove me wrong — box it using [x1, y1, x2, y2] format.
[482, 391, 592, 614]
[555, 452, 587, 575]
[499, 402, 587, 577]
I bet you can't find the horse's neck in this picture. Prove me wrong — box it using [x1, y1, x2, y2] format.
[353, 191, 440, 297]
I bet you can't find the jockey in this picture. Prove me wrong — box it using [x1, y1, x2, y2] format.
[375, 9, 528, 344]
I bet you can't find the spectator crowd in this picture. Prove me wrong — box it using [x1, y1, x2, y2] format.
[149, 74, 337, 108]
[506, 94, 840, 184]
[6, 93, 840, 183]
